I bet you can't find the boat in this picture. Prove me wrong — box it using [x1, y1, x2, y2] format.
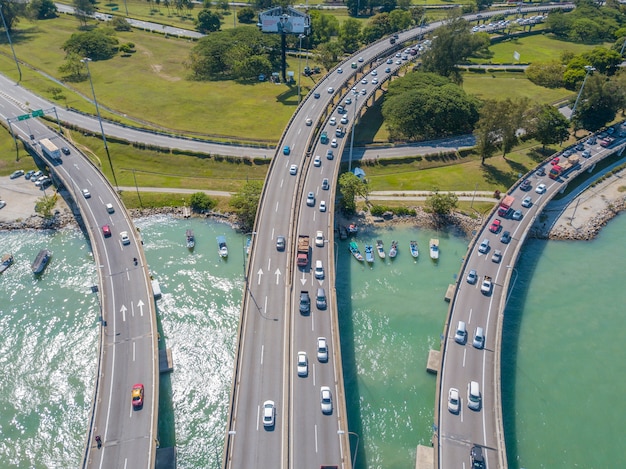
[32, 249, 51, 274]
[349, 241, 364, 261]
[365, 244, 374, 263]
[429, 238, 439, 260]
[347, 224, 358, 236]
[410, 240, 419, 259]
[0, 253, 14, 274]
[217, 236, 228, 258]
[389, 240, 398, 259]
[186, 229, 195, 249]
[376, 240, 386, 259]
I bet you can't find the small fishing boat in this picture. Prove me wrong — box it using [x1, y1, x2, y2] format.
[429, 238, 439, 260]
[365, 244, 374, 263]
[32, 249, 51, 275]
[410, 240, 419, 259]
[376, 240, 386, 259]
[349, 241, 364, 261]
[389, 240, 398, 259]
[347, 224, 358, 236]
[217, 236, 228, 258]
[0, 253, 14, 274]
[186, 229, 195, 249]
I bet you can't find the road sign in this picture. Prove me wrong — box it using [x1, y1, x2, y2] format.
[17, 114, 30, 121]
[31, 109, 44, 117]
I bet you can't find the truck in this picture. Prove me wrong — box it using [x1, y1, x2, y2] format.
[497, 195, 515, 217]
[481, 276, 492, 295]
[549, 155, 580, 180]
[299, 291, 310, 314]
[320, 131, 329, 144]
[40, 138, 61, 161]
[297, 235, 310, 268]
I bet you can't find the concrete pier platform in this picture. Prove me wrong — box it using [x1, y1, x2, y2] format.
[159, 348, 173, 373]
[426, 349, 440, 374]
[415, 444, 434, 469]
[444, 284, 455, 302]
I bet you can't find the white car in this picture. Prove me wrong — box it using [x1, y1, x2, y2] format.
[0, 200, 6, 209]
[120, 231, 131, 245]
[306, 192, 315, 206]
[317, 337, 328, 362]
[315, 230, 324, 247]
[330, 139, 337, 148]
[319, 201, 326, 212]
[340, 116, 349, 125]
[337, 68, 343, 74]
[289, 164, 297, 175]
[313, 155, 321, 167]
[448, 388, 460, 414]
[473, 327, 485, 349]
[466, 269, 477, 284]
[478, 239, 489, 253]
[329, 117, 336, 126]
[372, 78, 378, 85]
[305, 118, 312, 126]
[467, 381, 481, 411]
[535, 183, 546, 194]
[263, 400, 275, 427]
[371, 70, 377, 76]
[314, 260, 324, 279]
[491, 249, 502, 263]
[297, 352, 308, 377]
[361, 78, 368, 85]
[327, 87, 334, 93]
[521, 196, 532, 208]
[82, 188, 91, 199]
[320, 386, 333, 414]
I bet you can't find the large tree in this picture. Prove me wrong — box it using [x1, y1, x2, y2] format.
[528, 104, 571, 150]
[425, 189, 458, 216]
[338, 172, 368, 214]
[0, 0, 25, 32]
[63, 29, 119, 61]
[230, 180, 263, 231]
[72, 0, 96, 26]
[28, 0, 57, 20]
[338, 18, 361, 54]
[572, 73, 623, 132]
[309, 10, 339, 48]
[196, 8, 221, 33]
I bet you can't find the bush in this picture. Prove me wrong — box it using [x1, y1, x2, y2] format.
[189, 192, 216, 212]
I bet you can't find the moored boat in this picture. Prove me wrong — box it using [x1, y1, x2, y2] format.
[429, 238, 439, 260]
[349, 241, 364, 261]
[365, 244, 374, 263]
[389, 240, 398, 259]
[217, 236, 228, 258]
[376, 240, 386, 259]
[0, 253, 14, 274]
[347, 224, 358, 236]
[32, 249, 51, 275]
[186, 229, 195, 249]
[410, 240, 419, 259]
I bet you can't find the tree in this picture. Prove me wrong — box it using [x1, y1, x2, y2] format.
[474, 99, 500, 165]
[338, 18, 361, 54]
[237, 6, 256, 24]
[529, 104, 571, 150]
[28, 0, 57, 20]
[196, 8, 221, 33]
[189, 192, 216, 212]
[58, 52, 86, 80]
[425, 189, 458, 216]
[35, 193, 58, 218]
[572, 73, 623, 132]
[63, 29, 119, 61]
[0, 0, 25, 32]
[73, 0, 96, 26]
[309, 10, 339, 48]
[230, 180, 263, 231]
[314, 41, 343, 71]
[388, 9, 413, 32]
[338, 172, 368, 214]
[110, 16, 132, 31]
[525, 61, 565, 89]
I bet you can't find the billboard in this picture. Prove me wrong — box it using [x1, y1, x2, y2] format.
[258, 8, 309, 34]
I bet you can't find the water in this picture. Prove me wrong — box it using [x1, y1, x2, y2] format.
[0, 215, 624, 468]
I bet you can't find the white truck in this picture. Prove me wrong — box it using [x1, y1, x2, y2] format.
[481, 276, 493, 295]
[40, 138, 61, 161]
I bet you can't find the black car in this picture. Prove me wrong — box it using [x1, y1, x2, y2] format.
[61, 147, 71, 155]
[471, 445, 485, 469]
[500, 231, 511, 244]
[520, 179, 531, 191]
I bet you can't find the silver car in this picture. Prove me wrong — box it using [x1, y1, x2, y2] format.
[320, 386, 333, 414]
[297, 352, 308, 377]
[317, 337, 328, 362]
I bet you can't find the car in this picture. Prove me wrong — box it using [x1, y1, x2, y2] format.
[361, 88, 367, 95]
[327, 87, 334, 94]
[262, 400, 275, 427]
[361, 78, 368, 85]
[313, 92, 320, 99]
[454, 321, 467, 344]
[491, 249, 502, 263]
[131, 383, 144, 409]
[471, 445, 485, 468]
[371, 69, 377, 76]
[386, 58, 393, 64]
[337, 105, 345, 114]
[319, 201, 326, 212]
[535, 183, 546, 194]
[320, 386, 333, 414]
[600, 137, 615, 147]
[102, 225, 112, 237]
[395, 59, 402, 65]
[337, 68, 343, 74]
[317, 337, 328, 362]
[32, 170, 43, 180]
[299, 291, 310, 315]
[563, 149, 574, 157]
[586, 136, 597, 145]
[306, 192, 315, 206]
[315, 231, 325, 247]
[289, 164, 297, 175]
[82, 188, 91, 199]
[329, 117, 336, 126]
[297, 351, 308, 377]
[402, 55, 408, 60]
[340, 116, 349, 125]
[582, 149, 591, 158]
[467, 381, 481, 411]
[0, 200, 6, 209]
[305, 118, 312, 126]
[521, 196, 532, 208]
[575, 143, 585, 151]
[551, 157, 560, 166]
[276, 235, 285, 251]
[448, 387, 460, 414]
[385, 67, 391, 73]
[321, 178, 330, 190]
[358, 56, 364, 62]
[331, 139, 338, 148]
[326, 150, 334, 160]
[313, 155, 321, 167]
[473, 327, 485, 349]
[283, 145, 291, 155]
[314, 260, 324, 279]
[488, 219, 501, 233]
[345, 97, 352, 105]
[536, 167, 546, 176]
[61, 147, 71, 155]
[120, 231, 130, 245]
[500, 231, 511, 244]
[25, 170, 35, 180]
[478, 239, 490, 254]
[396, 52, 401, 58]
[10, 170, 24, 179]
[466, 269, 477, 284]
[372, 78, 378, 85]
[512, 210, 523, 221]
[35, 176, 49, 187]
[520, 179, 531, 191]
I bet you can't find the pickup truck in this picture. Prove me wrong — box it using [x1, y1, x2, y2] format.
[299, 291, 310, 315]
[481, 276, 492, 295]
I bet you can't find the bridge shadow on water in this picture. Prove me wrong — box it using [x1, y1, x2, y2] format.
[155, 303, 177, 454]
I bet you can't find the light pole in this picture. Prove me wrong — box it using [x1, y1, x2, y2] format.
[570, 65, 595, 121]
[81, 58, 119, 188]
[0, 4, 22, 82]
[298, 34, 305, 103]
[348, 89, 359, 173]
[337, 430, 360, 468]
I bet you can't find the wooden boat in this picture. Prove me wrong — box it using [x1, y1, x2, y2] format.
[186, 229, 195, 249]
[32, 249, 51, 275]
[365, 244, 374, 263]
[217, 236, 228, 258]
[389, 240, 398, 259]
[429, 238, 439, 260]
[410, 240, 419, 259]
[0, 253, 14, 274]
[376, 240, 386, 259]
[349, 241, 364, 261]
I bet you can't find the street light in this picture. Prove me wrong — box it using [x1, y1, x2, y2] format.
[570, 65, 595, 121]
[298, 34, 305, 104]
[348, 89, 359, 173]
[0, 4, 22, 82]
[337, 430, 360, 469]
[81, 57, 119, 188]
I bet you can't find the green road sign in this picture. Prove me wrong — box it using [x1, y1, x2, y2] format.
[31, 110, 44, 117]
[17, 114, 30, 121]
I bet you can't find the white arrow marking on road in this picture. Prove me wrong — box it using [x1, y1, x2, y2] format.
[300, 272, 307, 285]
[120, 304, 127, 322]
[257, 269, 264, 285]
[137, 299, 145, 317]
[275, 268, 281, 285]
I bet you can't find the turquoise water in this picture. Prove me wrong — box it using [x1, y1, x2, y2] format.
[0, 215, 624, 468]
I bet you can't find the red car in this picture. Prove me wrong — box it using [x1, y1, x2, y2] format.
[131, 383, 144, 409]
[489, 219, 501, 233]
[551, 157, 560, 165]
[102, 224, 111, 237]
